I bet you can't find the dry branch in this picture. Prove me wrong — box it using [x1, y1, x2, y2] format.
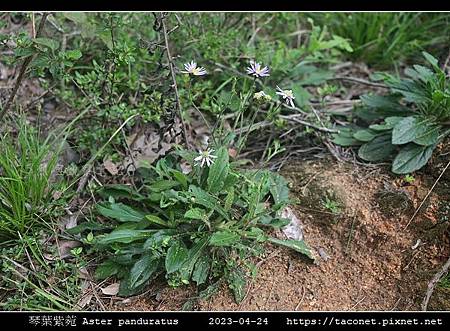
[422, 255, 450, 311]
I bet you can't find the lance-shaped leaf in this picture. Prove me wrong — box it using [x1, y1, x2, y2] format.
[209, 231, 240, 247]
[392, 116, 440, 146]
[129, 254, 160, 289]
[358, 134, 396, 162]
[97, 202, 145, 223]
[269, 237, 314, 260]
[165, 240, 189, 274]
[207, 147, 229, 193]
[392, 144, 435, 174]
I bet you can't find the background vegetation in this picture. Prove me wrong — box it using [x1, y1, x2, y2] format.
[0, 12, 449, 310]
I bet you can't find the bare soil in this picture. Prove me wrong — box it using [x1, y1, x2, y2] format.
[113, 157, 450, 311]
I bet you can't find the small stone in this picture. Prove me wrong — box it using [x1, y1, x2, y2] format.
[318, 247, 331, 261]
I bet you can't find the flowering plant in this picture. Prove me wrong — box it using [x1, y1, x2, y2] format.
[90, 146, 312, 302]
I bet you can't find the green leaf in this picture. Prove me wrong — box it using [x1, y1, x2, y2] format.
[413, 125, 441, 146]
[269, 237, 314, 260]
[145, 215, 168, 227]
[95, 260, 120, 280]
[392, 117, 441, 146]
[64, 49, 82, 60]
[63, 12, 87, 24]
[244, 227, 267, 241]
[192, 254, 211, 285]
[171, 169, 188, 189]
[184, 208, 206, 220]
[179, 238, 209, 283]
[369, 116, 403, 131]
[143, 229, 176, 250]
[98, 184, 145, 201]
[360, 95, 411, 117]
[392, 144, 435, 174]
[227, 268, 247, 303]
[97, 229, 155, 245]
[353, 129, 378, 142]
[332, 128, 362, 146]
[189, 185, 229, 220]
[209, 231, 240, 247]
[165, 240, 189, 274]
[33, 38, 59, 51]
[147, 180, 180, 192]
[224, 188, 235, 211]
[391, 116, 418, 145]
[207, 147, 229, 193]
[358, 134, 396, 162]
[269, 174, 289, 206]
[422, 51, 439, 70]
[259, 215, 291, 229]
[301, 69, 333, 86]
[66, 221, 110, 235]
[222, 172, 239, 191]
[97, 202, 145, 222]
[129, 254, 160, 289]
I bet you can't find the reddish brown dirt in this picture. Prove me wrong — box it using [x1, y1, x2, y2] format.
[113, 159, 449, 311]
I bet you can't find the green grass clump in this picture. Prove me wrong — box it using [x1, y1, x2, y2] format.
[0, 119, 61, 241]
[311, 13, 450, 68]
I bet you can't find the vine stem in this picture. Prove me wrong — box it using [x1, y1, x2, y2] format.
[161, 14, 191, 149]
[0, 12, 49, 124]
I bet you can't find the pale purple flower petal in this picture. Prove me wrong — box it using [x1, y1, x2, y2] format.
[181, 61, 207, 76]
[246, 60, 270, 78]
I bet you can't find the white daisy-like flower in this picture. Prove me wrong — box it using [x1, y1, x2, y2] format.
[276, 86, 296, 108]
[181, 61, 207, 76]
[253, 91, 272, 102]
[246, 60, 270, 78]
[194, 148, 217, 167]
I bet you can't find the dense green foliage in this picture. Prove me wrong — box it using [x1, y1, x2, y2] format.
[84, 146, 312, 301]
[333, 52, 450, 174]
[313, 13, 450, 67]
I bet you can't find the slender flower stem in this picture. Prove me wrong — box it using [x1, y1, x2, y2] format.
[235, 78, 256, 136]
[161, 15, 191, 149]
[187, 79, 217, 146]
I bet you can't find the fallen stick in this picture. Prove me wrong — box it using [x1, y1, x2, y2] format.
[404, 160, 450, 230]
[422, 255, 450, 311]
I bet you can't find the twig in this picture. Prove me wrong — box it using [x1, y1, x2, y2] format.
[0, 12, 49, 124]
[161, 14, 190, 149]
[422, 255, 450, 311]
[76, 166, 92, 194]
[121, 128, 137, 173]
[442, 48, 450, 72]
[349, 295, 366, 310]
[90, 281, 107, 311]
[404, 160, 450, 230]
[281, 115, 339, 133]
[294, 286, 306, 311]
[391, 298, 402, 310]
[345, 216, 357, 255]
[31, 13, 36, 38]
[22, 83, 57, 112]
[235, 115, 338, 136]
[330, 76, 388, 89]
